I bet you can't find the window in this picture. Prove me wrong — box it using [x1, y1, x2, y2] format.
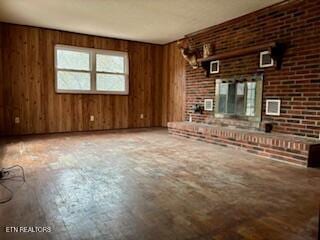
[215, 75, 263, 122]
[55, 45, 129, 94]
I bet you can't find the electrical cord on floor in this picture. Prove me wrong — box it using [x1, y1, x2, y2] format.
[0, 182, 13, 204]
[0, 165, 25, 204]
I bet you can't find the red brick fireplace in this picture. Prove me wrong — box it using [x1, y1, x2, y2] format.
[168, 0, 320, 167]
[185, 0, 320, 138]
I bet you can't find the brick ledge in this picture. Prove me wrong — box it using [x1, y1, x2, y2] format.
[168, 121, 320, 167]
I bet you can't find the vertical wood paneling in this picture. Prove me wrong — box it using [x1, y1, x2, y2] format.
[161, 41, 186, 126]
[0, 23, 187, 135]
[0, 23, 164, 135]
[0, 24, 3, 134]
[151, 46, 163, 127]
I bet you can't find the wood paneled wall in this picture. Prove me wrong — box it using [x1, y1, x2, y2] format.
[161, 42, 186, 126]
[0, 23, 186, 135]
[0, 24, 3, 134]
[0, 23, 163, 135]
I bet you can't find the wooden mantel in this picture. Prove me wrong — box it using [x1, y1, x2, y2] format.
[197, 42, 277, 63]
[198, 41, 286, 76]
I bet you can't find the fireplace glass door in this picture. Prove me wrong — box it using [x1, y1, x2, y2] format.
[215, 75, 263, 122]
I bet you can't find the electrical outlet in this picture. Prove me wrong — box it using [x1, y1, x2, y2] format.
[90, 115, 94, 122]
[140, 114, 144, 119]
[15, 117, 20, 124]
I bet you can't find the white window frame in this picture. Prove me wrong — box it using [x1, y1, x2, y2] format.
[54, 45, 129, 95]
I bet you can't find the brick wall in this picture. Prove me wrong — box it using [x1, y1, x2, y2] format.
[185, 0, 320, 138]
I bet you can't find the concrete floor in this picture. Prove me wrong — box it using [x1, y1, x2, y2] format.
[0, 128, 319, 240]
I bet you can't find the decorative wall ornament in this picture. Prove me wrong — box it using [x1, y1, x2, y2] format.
[177, 39, 200, 69]
[203, 43, 213, 58]
[192, 104, 204, 114]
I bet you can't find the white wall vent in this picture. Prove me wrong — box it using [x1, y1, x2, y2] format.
[210, 60, 220, 74]
[260, 51, 274, 68]
[266, 99, 281, 116]
[204, 99, 213, 111]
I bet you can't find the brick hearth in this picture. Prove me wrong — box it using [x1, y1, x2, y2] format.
[168, 121, 320, 167]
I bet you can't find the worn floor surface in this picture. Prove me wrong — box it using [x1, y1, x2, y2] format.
[0, 128, 319, 240]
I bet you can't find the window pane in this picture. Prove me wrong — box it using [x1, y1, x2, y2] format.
[236, 83, 245, 115]
[96, 74, 126, 92]
[227, 83, 236, 114]
[57, 49, 90, 70]
[96, 54, 124, 73]
[218, 95, 227, 113]
[219, 83, 228, 95]
[236, 83, 244, 95]
[57, 71, 91, 91]
[218, 83, 228, 113]
[246, 82, 256, 116]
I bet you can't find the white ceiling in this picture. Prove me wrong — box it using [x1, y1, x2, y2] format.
[0, 0, 283, 44]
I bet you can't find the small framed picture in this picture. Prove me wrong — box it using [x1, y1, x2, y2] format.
[260, 51, 274, 68]
[210, 60, 219, 74]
